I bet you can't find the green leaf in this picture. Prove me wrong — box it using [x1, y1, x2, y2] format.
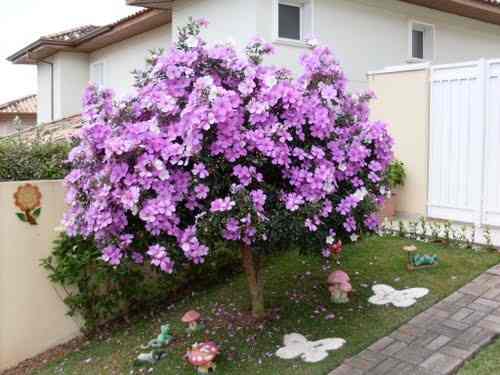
[33, 207, 42, 218]
[16, 212, 27, 222]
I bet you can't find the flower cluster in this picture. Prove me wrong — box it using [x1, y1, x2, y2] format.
[63, 19, 393, 271]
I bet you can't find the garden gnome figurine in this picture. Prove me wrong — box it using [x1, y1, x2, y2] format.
[328, 270, 352, 304]
[186, 341, 220, 373]
[182, 310, 203, 333]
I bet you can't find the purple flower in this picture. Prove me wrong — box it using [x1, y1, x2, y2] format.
[147, 244, 174, 273]
[336, 195, 361, 216]
[194, 184, 209, 199]
[284, 193, 304, 211]
[210, 197, 236, 213]
[131, 252, 144, 264]
[250, 189, 266, 211]
[343, 217, 357, 233]
[364, 213, 380, 231]
[102, 245, 123, 266]
[193, 163, 209, 179]
[223, 218, 241, 240]
[63, 19, 394, 274]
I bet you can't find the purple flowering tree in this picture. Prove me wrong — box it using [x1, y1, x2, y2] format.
[64, 19, 393, 319]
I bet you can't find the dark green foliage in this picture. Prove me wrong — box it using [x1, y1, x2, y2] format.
[41, 234, 241, 333]
[0, 135, 72, 182]
[385, 160, 406, 189]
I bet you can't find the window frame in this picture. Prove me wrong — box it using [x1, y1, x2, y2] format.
[408, 20, 435, 63]
[90, 60, 106, 87]
[273, 0, 314, 47]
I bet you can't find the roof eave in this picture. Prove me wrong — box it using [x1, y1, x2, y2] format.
[126, 0, 173, 9]
[400, 0, 500, 26]
[7, 9, 170, 65]
[7, 39, 75, 64]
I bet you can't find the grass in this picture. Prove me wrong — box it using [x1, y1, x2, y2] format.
[34, 236, 499, 375]
[458, 338, 500, 374]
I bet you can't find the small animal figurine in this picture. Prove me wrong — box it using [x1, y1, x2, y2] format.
[182, 310, 204, 334]
[328, 270, 352, 304]
[412, 254, 438, 267]
[186, 341, 220, 373]
[134, 349, 167, 366]
[142, 324, 174, 349]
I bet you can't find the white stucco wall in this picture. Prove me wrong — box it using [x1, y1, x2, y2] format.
[89, 24, 172, 98]
[56, 53, 89, 120]
[172, 0, 257, 49]
[37, 60, 53, 124]
[173, 0, 500, 91]
[36, 53, 89, 124]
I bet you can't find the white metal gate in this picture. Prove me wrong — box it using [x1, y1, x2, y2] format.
[484, 61, 500, 226]
[428, 59, 500, 226]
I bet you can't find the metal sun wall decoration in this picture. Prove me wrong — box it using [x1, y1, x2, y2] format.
[276, 333, 346, 363]
[13, 183, 42, 225]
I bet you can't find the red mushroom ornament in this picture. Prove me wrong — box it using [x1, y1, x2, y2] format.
[327, 270, 352, 304]
[186, 341, 220, 373]
[182, 310, 203, 333]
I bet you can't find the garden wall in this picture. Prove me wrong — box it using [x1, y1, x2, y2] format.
[0, 180, 81, 371]
[368, 64, 430, 217]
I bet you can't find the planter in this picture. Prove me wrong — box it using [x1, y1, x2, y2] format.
[379, 194, 397, 219]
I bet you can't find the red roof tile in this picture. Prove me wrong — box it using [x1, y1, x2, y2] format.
[43, 25, 100, 43]
[0, 95, 37, 114]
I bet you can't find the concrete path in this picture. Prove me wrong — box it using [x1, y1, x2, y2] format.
[329, 265, 500, 375]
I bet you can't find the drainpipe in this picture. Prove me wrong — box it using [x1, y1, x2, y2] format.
[29, 53, 55, 122]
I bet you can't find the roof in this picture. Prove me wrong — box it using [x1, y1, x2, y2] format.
[401, 0, 500, 24]
[43, 25, 101, 43]
[8, 8, 171, 64]
[0, 114, 82, 143]
[480, 0, 500, 6]
[0, 95, 37, 115]
[130, 0, 500, 26]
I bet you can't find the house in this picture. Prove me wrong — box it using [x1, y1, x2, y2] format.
[0, 95, 37, 137]
[8, 9, 171, 124]
[8, 0, 500, 127]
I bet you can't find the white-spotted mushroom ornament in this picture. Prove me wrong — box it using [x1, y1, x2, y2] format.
[186, 341, 219, 373]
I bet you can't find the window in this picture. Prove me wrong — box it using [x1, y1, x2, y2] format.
[279, 3, 302, 40]
[90, 61, 105, 86]
[275, 0, 313, 44]
[412, 29, 424, 59]
[409, 21, 434, 61]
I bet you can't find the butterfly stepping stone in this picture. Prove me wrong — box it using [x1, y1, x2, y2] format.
[368, 284, 429, 308]
[276, 333, 346, 363]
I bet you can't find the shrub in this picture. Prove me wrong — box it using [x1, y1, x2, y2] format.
[385, 160, 406, 189]
[41, 234, 240, 333]
[0, 134, 71, 182]
[63, 19, 393, 318]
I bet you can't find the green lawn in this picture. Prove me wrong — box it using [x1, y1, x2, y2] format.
[458, 339, 500, 375]
[33, 237, 499, 375]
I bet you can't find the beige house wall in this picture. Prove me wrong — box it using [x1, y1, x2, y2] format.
[0, 180, 81, 371]
[368, 66, 430, 217]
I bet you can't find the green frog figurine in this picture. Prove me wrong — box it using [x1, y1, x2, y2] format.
[142, 324, 174, 349]
[412, 254, 438, 267]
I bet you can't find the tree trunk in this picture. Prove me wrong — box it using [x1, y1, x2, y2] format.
[240, 244, 265, 319]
